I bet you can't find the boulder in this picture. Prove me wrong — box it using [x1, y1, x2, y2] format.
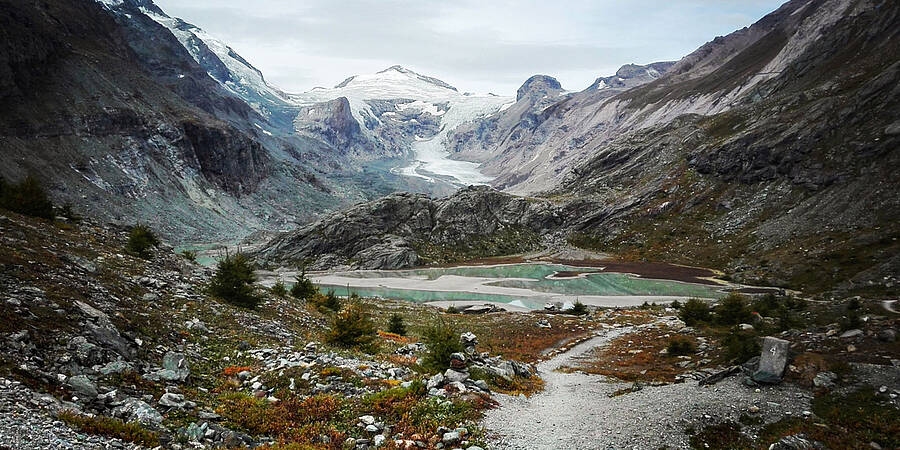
[511, 360, 534, 378]
[114, 398, 163, 427]
[146, 351, 190, 382]
[444, 368, 469, 384]
[426, 373, 445, 390]
[99, 360, 133, 375]
[449, 352, 467, 370]
[752, 337, 789, 384]
[442, 431, 460, 445]
[877, 329, 896, 342]
[359, 415, 376, 426]
[159, 392, 187, 408]
[67, 375, 98, 399]
[840, 329, 863, 338]
[812, 371, 837, 389]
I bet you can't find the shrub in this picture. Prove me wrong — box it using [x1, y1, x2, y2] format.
[209, 252, 261, 308]
[714, 293, 753, 326]
[667, 336, 695, 356]
[58, 411, 159, 446]
[271, 279, 288, 297]
[670, 299, 682, 309]
[179, 250, 197, 263]
[314, 290, 342, 312]
[388, 314, 407, 336]
[722, 328, 761, 363]
[446, 306, 459, 314]
[569, 300, 588, 315]
[840, 297, 863, 331]
[421, 320, 464, 372]
[126, 224, 159, 259]
[0, 175, 55, 219]
[290, 270, 319, 301]
[326, 302, 376, 349]
[58, 202, 80, 222]
[679, 298, 711, 326]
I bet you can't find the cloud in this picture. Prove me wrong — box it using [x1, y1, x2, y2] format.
[153, 0, 787, 94]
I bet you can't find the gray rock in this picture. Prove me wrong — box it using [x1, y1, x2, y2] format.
[147, 352, 190, 382]
[181, 422, 207, 442]
[99, 360, 133, 375]
[768, 433, 824, 449]
[67, 375, 98, 399]
[112, 398, 162, 427]
[840, 329, 863, 338]
[460, 332, 478, 346]
[442, 431, 460, 445]
[159, 392, 186, 408]
[359, 415, 376, 426]
[877, 329, 896, 342]
[444, 368, 469, 384]
[812, 371, 837, 389]
[752, 337, 789, 384]
[427, 373, 445, 390]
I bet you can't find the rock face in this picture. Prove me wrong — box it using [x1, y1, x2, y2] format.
[585, 61, 675, 92]
[294, 97, 371, 157]
[516, 75, 563, 102]
[254, 185, 562, 269]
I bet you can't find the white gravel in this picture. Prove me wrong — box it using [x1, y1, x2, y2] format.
[484, 327, 812, 449]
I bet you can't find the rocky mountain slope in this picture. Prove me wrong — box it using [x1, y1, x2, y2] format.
[0, 0, 512, 242]
[254, 186, 562, 269]
[0, 0, 409, 241]
[552, 0, 900, 294]
[258, 0, 899, 296]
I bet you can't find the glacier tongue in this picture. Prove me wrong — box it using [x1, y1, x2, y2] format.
[293, 66, 512, 186]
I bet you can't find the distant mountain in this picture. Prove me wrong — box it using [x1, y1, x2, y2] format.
[291, 65, 513, 183]
[259, 0, 900, 296]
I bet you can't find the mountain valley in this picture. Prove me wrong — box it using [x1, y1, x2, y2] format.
[0, 0, 898, 448]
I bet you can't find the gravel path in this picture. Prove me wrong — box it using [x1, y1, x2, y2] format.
[484, 327, 811, 449]
[0, 378, 137, 450]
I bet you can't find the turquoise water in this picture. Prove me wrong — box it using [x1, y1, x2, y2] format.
[313, 263, 724, 309]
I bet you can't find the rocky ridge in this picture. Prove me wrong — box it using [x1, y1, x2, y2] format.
[254, 185, 563, 270]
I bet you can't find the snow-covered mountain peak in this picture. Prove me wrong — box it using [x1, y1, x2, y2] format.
[326, 65, 459, 99]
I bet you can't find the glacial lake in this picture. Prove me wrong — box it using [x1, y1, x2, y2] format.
[301, 263, 727, 310]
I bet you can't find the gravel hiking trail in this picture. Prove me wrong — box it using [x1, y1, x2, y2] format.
[483, 326, 810, 449]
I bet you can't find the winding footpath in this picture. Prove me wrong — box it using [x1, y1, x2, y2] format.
[484, 326, 810, 449]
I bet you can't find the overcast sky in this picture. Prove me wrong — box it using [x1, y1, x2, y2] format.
[153, 0, 787, 95]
